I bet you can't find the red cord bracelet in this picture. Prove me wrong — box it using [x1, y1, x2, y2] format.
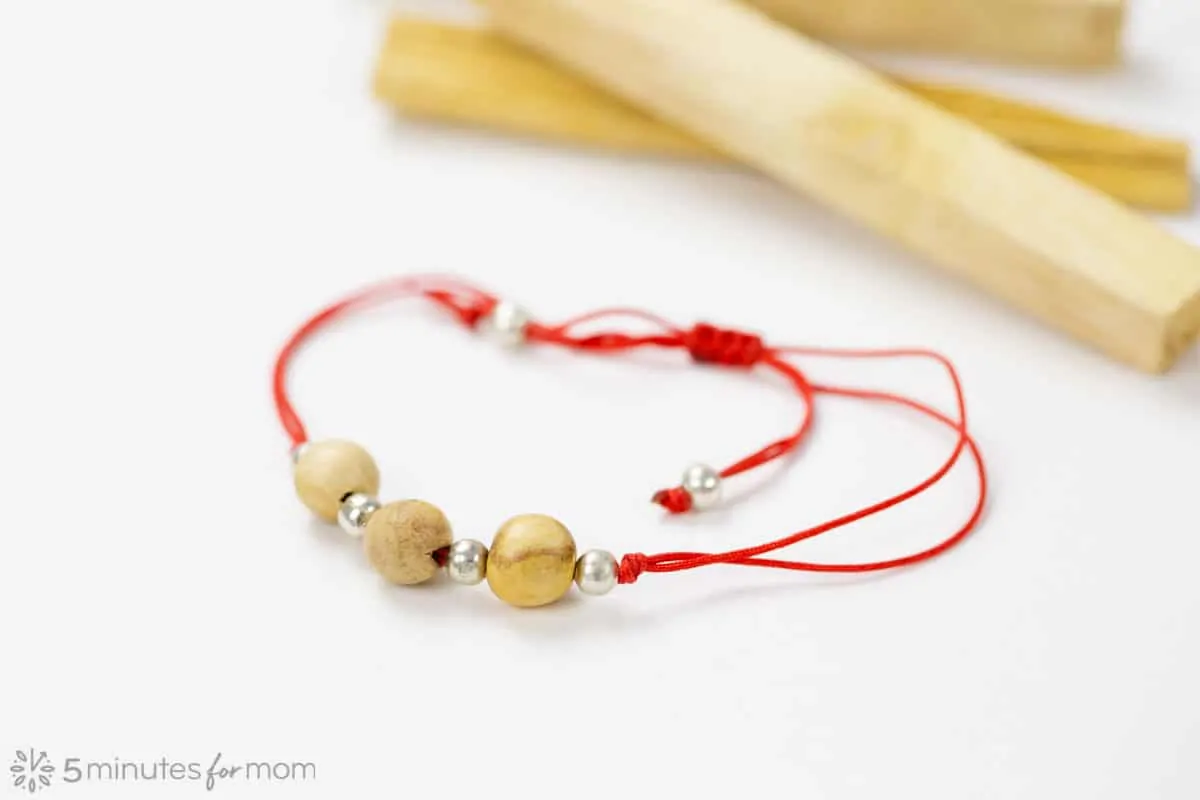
[273, 274, 987, 608]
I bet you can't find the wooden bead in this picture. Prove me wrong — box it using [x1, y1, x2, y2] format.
[486, 514, 577, 608]
[293, 440, 381, 522]
[364, 500, 453, 585]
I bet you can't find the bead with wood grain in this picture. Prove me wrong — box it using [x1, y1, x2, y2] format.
[487, 514, 577, 607]
[293, 439, 381, 522]
[364, 499, 454, 585]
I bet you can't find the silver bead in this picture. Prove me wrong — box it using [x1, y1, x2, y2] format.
[574, 549, 618, 596]
[337, 492, 382, 537]
[290, 442, 310, 465]
[480, 300, 531, 347]
[445, 539, 488, 585]
[681, 463, 722, 510]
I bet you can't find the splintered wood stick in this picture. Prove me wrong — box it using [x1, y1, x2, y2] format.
[749, 0, 1126, 66]
[474, 0, 1200, 372]
[374, 20, 1192, 212]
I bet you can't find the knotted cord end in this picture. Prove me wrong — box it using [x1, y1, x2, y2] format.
[426, 289, 497, 329]
[618, 553, 648, 584]
[652, 486, 693, 514]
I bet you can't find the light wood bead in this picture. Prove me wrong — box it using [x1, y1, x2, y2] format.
[293, 440, 381, 522]
[486, 514, 577, 608]
[364, 500, 453, 586]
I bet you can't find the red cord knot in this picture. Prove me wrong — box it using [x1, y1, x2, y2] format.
[618, 553, 649, 584]
[651, 486, 693, 514]
[685, 323, 765, 367]
[460, 305, 490, 329]
[426, 290, 496, 329]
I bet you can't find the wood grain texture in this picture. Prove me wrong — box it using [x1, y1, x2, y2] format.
[486, 514, 577, 608]
[475, 0, 1200, 372]
[364, 500, 453, 586]
[293, 440, 381, 522]
[749, 0, 1125, 66]
[375, 20, 1191, 212]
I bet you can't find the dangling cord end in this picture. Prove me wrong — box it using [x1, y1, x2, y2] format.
[653, 463, 723, 514]
[652, 487, 693, 514]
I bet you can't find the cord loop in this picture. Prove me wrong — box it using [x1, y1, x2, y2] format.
[272, 276, 988, 589]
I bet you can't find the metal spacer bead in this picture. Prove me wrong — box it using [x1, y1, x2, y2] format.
[337, 492, 383, 537]
[480, 300, 532, 347]
[574, 549, 619, 596]
[290, 442, 310, 465]
[681, 463, 722, 511]
[445, 539, 489, 585]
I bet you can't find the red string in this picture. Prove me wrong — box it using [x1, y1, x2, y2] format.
[526, 316, 817, 510]
[272, 277, 987, 586]
[271, 275, 496, 447]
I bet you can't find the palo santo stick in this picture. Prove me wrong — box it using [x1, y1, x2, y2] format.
[375, 20, 1191, 212]
[1052, 163, 1191, 213]
[889, 79, 1188, 170]
[749, 0, 1125, 66]
[475, 0, 1200, 371]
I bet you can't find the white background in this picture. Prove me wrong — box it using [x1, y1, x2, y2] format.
[1, 1, 1198, 798]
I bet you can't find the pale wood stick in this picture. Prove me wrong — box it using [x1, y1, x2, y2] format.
[474, 0, 1200, 372]
[1052, 163, 1192, 213]
[749, 0, 1125, 66]
[888, 79, 1188, 170]
[374, 20, 1191, 212]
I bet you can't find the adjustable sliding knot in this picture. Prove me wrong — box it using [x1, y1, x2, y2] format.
[685, 323, 765, 367]
[617, 553, 649, 585]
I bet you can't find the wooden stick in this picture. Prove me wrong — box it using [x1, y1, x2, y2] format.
[374, 20, 1191, 212]
[749, 0, 1125, 66]
[474, 0, 1200, 372]
[888, 79, 1188, 170]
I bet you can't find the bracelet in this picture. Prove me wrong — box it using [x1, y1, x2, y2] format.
[272, 275, 987, 609]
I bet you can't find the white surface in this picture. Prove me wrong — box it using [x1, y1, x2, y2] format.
[1, 1, 1198, 798]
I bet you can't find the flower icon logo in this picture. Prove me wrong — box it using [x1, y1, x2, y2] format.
[9, 750, 54, 794]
